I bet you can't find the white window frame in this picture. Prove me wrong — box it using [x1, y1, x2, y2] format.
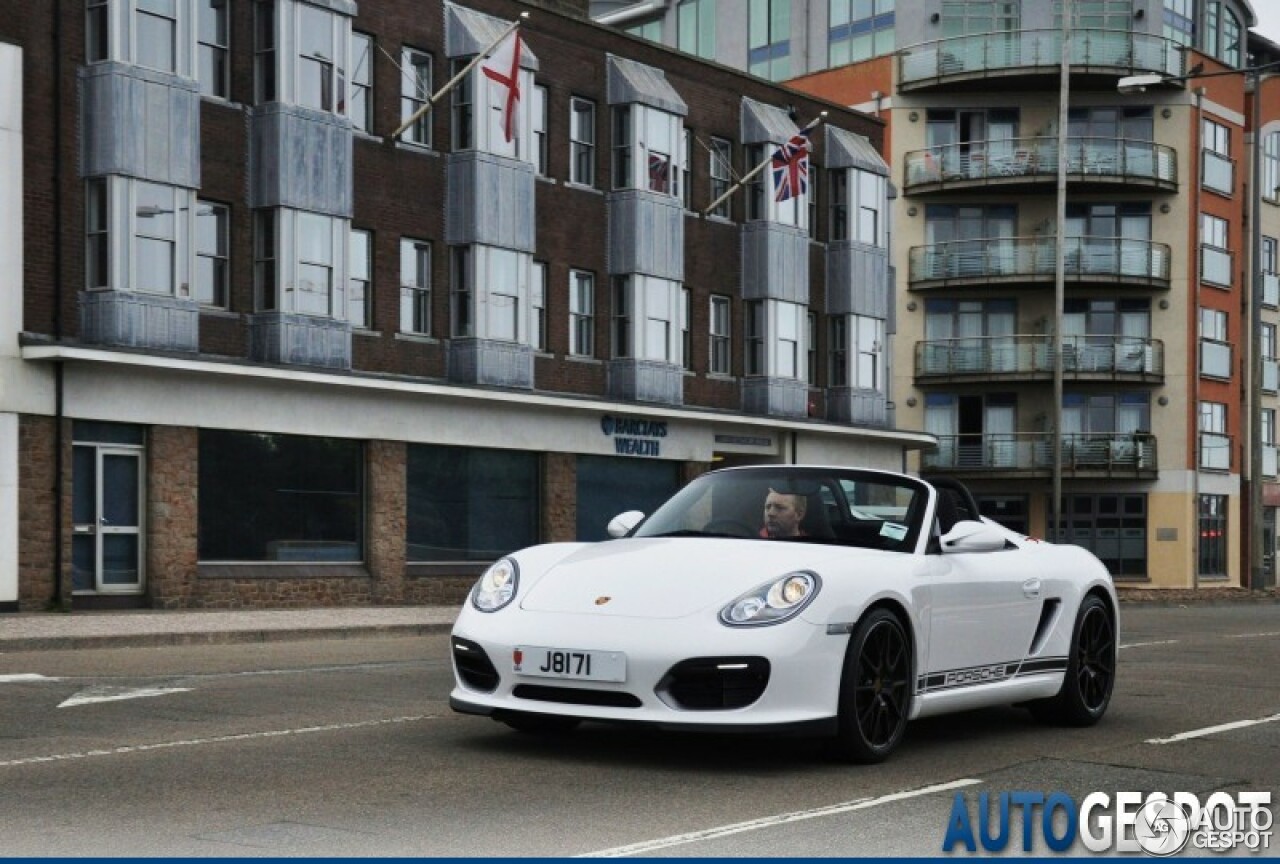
[745, 142, 808, 230]
[610, 103, 682, 197]
[197, 0, 230, 98]
[852, 314, 884, 390]
[531, 261, 547, 351]
[710, 294, 731, 374]
[133, 179, 191, 297]
[254, 208, 348, 318]
[569, 269, 595, 356]
[399, 238, 431, 334]
[570, 97, 596, 187]
[347, 228, 371, 328]
[136, 0, 180, 74]
[709, 137, 733, 219]
[195, 199, 229, 307]
[533, 84, 549, 176]
[448, 245, 531, 343]
[401, 47, 432, 148]
[351, 31, 374, 133]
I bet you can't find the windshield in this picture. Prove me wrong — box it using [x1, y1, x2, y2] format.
[632, 467, 928, 553]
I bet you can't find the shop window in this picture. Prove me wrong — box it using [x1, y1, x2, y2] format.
[407, 445, 539, 562]
[576, 455, 680, 542]
[198, 430, 364, 563]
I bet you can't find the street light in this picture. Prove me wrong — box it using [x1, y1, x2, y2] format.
[1118, 60, 1280, 591]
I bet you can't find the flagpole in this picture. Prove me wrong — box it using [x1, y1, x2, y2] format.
[390, 11, 528, 140]
[702, 111, 826, 218]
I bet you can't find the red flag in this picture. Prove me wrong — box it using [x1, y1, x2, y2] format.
[481, 30, 523, 143]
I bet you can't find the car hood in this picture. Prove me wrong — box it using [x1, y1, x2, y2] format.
[518, 537, 856, 619]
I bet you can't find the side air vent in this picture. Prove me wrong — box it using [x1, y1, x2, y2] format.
[1028, 598, 1062, 656]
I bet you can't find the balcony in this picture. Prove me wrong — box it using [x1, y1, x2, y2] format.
[915, 334, 1164, 383]
[1199, 432, 1232, 471]
[921, 432, 1158, 478]
[1264, 359, 1279, 393]
[903, 137, 1177, 195]
[1264, 444, 1278, 479]
[909, 236, 1171, 290]
[1201, 150, 1235, 196]
[1265, 273, 1280, 308]
[1201, 245, 1232, 287]
[898, 29, 1184, 93]
[1200, 339, 1232, 379]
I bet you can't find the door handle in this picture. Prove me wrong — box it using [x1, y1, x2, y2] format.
[1022, 577, 1042, 598]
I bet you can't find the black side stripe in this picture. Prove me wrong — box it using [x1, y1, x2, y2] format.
[916, 657, 1069, 694]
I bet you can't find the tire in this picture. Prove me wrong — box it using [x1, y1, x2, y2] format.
[831, 608, 912, 763]
[498, 712, 582, 735]
[1029, 594, 1115, 726]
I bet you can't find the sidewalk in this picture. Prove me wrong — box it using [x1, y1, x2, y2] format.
[0, 605, 462, 652]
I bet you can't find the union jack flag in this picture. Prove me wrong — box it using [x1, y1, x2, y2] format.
[771, 127, 812, 203]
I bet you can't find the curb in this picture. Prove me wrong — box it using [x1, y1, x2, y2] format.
[0, 621, 455, 653]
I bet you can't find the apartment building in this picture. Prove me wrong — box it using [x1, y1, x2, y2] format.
[0, 0, 925, 612]
[600, 0, 1277, 589]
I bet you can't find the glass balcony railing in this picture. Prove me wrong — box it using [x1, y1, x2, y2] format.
[1265, 273, 1280, 307]
[909, 236, 1171, 286]
[921, 432, 1157, 474]
[899, 28, 1184, 90]
[903, 137, 1177, 191]
[1199, 432, 1232, 471]
[1201, 246, 1232, 286]
[1200, 339, 1232, 379]
[1264, 359, 1279, 393]
[1201, 150, 1235, 195]
[1264, 444, 1279, 479]
[915, 334, 1164, 380]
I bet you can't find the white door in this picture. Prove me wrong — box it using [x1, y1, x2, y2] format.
[72, 447, 144, 594]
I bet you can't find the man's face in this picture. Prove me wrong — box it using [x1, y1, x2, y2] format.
[764, 491, 806, 538]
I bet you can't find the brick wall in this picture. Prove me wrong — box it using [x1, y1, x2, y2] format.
[17, 415, 62, 610]
[147, 426, 200, 608]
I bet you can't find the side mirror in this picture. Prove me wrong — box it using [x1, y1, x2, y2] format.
[940, 520, 1007, 554]
[606, 510, 644, 539]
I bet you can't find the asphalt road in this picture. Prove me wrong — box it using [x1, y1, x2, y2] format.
[0, 604, 1276, 857]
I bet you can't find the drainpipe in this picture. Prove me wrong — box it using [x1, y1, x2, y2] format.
[51, 0, 65, 609]
[1192, 87, 1203, 590]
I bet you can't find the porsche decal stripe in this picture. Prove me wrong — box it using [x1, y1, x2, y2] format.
[916, 657, 1068, 694]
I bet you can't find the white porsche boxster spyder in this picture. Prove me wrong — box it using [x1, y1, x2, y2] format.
[449, 466, 1118, 762]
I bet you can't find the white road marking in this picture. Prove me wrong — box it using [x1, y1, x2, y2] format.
[1146, 712, 1280, 745]
[0, 674, 56, 683]
[1225, 631, 1280, 639]
[1119, 640, 1179, 649]
[577, 778, 983, 858]
[0, 715, 435, 768]
[58, 685, 193, 708]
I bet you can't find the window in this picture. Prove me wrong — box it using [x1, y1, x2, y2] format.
[576, 456, 679, 543]
[745, 300, 764, 375]
[1201, 212, 1228, 248]
[1163, 0, 1194, 46]
[570, 97, 596, 186]
[87, 0, 109, 63]
[746, 144, 765, 221]
[407, 445, 539, 562]
[829, 0, 895, 66]
[531, 261, 546, 351]
[746, 141, 807, 228]
[86, 179, 109, 290]
[709, 137, 733, 219]
[351, 32, 373, 133]
[195, 201, 229, 307]
[1200, 307, 1230, 378]
[296, 211, 334, 316]
[570, 270, 594, 356]
[942, 0, 1018, 36]
[1264, 323, 1277, 361]
[254, 0, 276, 103]
[612, 276, 632, 358]
[1200, 401, 1227, 434]
[1201, 212, 1231, 287]
[1202, 118, 1233, 195]
[625, 18, 662, 41]
[1200, 400, 1230, 470]
[710, 294, 731, 374]
[748, 0, 791, 81]
[450, 59, 473, 150]
[1264, 133, 1280, 202]
[198, 430, 364, 563]
[777, 302, 800, 378]
[682, 129, 692, 208]
[612, 107, 631, 190]
[612, 104, 681, 196]
[853, 315, 883, 390]
[829, 316, 847, 387]
[533, 84, 548, 176]
[681, 287, 692, 369]
[1264, 409, 1276, 446]
[137, 0, 178, 73]
[297, 3, 346, 115]
[401, 48, 432, 148]
[198, 0, 230, 98]
[678, 0, 717, 59]
[855, 169, 885, 246]
[1265, 236, 1279, 275]
[134, 181, 187, 296]
[254, 210, 276, 310]
[347, 229, 371, 327]
[1050, 494, 1147, 578]
[806, 312, 817, 384]
[452, 247, 471, 337]
[1199, 494, 1228, 577]
[486, 248, 521, 342]
[829, 170, 848, 241]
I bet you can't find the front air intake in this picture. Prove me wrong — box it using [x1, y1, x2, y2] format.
[658, 657, 771, 710]
[452, 637, 500, 692]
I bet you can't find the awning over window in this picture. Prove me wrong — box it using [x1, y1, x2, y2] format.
[444, 2, 540, 70]
[826, 126, 888, 176]
[606, 55, 687, 115]
[740, 97, 797, 145]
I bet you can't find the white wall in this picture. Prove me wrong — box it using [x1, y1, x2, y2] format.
[0, 43, 21, 605]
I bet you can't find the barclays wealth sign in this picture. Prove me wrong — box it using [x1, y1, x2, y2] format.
[600, 415, 668, 457]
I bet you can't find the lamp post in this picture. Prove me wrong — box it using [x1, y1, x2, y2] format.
[1119, 61, 1280, 590]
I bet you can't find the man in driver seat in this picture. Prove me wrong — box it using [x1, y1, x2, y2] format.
[762, 489, 807, 538]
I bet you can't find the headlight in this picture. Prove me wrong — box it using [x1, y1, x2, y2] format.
[719, 571, 821, 627]
[471, 558, 519, 612]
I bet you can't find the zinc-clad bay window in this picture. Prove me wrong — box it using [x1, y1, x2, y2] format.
[407, 445, 539, 562]
[296, 211, 336, 316]
[198, 430, 364, 563]
[254, 209, 349, 317]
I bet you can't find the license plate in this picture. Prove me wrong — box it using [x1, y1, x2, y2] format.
[513, 646, 627, 682]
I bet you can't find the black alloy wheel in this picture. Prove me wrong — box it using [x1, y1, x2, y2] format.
[1029, 593, 1115, 726]
[832, 608, 912, 763]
